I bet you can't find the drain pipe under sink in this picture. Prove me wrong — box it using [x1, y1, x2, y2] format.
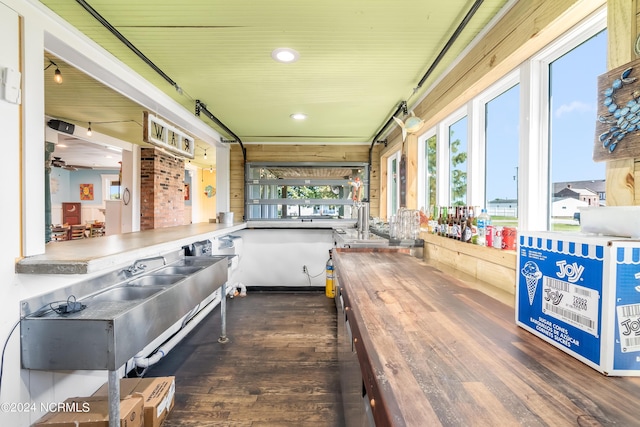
[133, 285, 230, 369]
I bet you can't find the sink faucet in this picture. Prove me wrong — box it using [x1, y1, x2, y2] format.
[125, 255, 167, 276]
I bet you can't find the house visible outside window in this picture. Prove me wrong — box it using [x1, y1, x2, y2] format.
[547, 29, 607, 231]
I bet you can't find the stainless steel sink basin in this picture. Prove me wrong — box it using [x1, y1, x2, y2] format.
[21, 255, 229, 371]
[127, 274, 186, 287]
[88, 285, 166, 302]
[150, 266, 203, 275]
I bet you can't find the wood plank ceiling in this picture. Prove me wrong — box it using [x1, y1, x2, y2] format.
[40, 0, 510, 168]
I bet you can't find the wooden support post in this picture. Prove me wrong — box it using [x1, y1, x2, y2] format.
[606, 0, 638, 206]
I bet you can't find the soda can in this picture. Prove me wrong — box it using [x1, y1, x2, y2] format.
[502, 227, 517, 250]
[492, 226, 503, 249]
[486, 225, 494, 247]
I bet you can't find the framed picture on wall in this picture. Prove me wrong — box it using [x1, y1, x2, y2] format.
[80, 183, 94, 200]
[184, 183, 190, 200]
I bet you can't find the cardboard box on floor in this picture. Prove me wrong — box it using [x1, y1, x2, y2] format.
[33, 394, 144, 427]
[93, 376, 175, 427]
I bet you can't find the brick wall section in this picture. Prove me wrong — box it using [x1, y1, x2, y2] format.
[140, 147, 185, 230]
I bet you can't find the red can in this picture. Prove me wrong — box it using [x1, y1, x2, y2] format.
[502, 227, 517, 250]
[486, 225, 494, 247]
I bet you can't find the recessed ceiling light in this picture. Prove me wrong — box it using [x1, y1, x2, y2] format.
[272, 48, 299, 63]
[290, 113, 307, 120]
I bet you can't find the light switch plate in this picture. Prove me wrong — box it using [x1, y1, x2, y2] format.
[2, 66, 22, 104]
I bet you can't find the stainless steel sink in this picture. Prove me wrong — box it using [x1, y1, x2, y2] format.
[126, 274, 187, 286]
[87, 285, 167, 302]
[149, 266, 203, 276]
[20, 255, 229, 371]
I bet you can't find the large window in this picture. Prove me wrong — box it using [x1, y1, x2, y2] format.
[449, 116, 468, 206]
[485, 83, 520, 226]
[548, 29, 607, 231]
[387, 151, 401, 217]
[419, 133, 437, 212]
[414, 9, 605, 234]
[245, 162, 369, 220]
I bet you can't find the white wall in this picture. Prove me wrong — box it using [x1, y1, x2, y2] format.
[232, 229, 333, 288]
[0, 3, 35, 426]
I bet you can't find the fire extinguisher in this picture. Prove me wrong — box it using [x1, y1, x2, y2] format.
[325, 249, 335, 298]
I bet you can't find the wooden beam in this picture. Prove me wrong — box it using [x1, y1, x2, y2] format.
[606, 0, 638, 206]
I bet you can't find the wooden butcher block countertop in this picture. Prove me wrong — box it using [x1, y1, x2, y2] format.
[332, 249, 640, 427]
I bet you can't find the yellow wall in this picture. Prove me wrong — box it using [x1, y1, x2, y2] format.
[195, 168, 217, 222]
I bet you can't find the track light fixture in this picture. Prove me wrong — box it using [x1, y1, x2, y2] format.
[44, 60, 63, 84]
[87, 122, 92, 136]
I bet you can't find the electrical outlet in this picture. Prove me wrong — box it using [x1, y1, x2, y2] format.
[302, 265, 307, 274]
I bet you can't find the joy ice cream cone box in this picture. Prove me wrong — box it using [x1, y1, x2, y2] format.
[516, 231, 640, 376]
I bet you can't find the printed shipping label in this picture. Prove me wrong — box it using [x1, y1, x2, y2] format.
[542, 276, 600, 337]
[617, 303, 640, 353]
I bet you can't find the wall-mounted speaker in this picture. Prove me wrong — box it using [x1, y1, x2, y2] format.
[47, 119, 75, 135]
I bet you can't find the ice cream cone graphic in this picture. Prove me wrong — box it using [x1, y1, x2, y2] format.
[521, 261, 543, 305]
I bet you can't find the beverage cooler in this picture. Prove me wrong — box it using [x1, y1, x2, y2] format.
[516, 231, 640, 376]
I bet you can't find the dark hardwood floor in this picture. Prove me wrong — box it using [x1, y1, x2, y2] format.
[146, 291, 344, 427]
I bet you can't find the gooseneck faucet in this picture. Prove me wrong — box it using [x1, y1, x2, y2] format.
[125, 255, 167, 276]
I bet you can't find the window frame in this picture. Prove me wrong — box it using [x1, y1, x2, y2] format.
[525, 8, 606, 231]
[472, 69, 520, 211]
[439, 106, 467, 207]
[386, 150, 401, 217]
[417, 127, 437, 212]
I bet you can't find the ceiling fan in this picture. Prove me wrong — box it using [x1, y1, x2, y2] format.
[50, 156, 92, 171]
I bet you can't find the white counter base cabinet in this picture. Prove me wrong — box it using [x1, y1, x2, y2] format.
[231, 228, 333, 288]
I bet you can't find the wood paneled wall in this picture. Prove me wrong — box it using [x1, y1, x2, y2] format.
[605, 0, 640, 206]
[230, 144, 381, 220]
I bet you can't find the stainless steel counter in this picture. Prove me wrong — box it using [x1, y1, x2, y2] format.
[333, 228, 389, 248]
[17, 222, 246, 274]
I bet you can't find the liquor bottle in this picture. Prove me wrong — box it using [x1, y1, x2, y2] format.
[467, 206, 477, 244]
[431, 206, 438, 234]
[453, 207, 461, 240]
[440, 206, 448, 237]
[447, 207, 454, 239]
[461, 206, 472, 243]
